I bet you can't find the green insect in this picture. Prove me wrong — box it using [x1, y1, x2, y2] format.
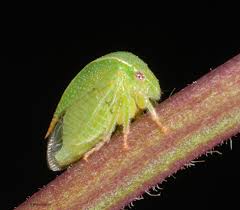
[45, 51, 166, 171]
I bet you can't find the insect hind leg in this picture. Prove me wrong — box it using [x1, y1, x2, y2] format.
[83, 114, 117, 161]
[83, 138, 109, 161]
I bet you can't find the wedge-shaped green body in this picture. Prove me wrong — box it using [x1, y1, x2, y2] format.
[46, 52, 161, 171]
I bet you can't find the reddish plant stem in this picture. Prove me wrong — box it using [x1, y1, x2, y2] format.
[17, 54, 240, 210]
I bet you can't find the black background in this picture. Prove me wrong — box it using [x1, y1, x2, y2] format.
[3, 4, 240, 210]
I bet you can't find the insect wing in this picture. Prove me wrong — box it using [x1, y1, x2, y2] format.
[53, 79, 121, 168]
[47, 118, 63, 171]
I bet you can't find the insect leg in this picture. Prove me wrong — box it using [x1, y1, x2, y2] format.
[83, 118, 118, 161]
[83, 105, 119, 161]
[122, 91, 132, 150]
[83, 139, 108, 161]
[134, 92, 168, 133]
[146, 100, 168, 133]
[123, 125, 130, 149]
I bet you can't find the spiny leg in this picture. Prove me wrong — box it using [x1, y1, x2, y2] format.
[83, 137, 110, 161]
[83, 110, 118, 161]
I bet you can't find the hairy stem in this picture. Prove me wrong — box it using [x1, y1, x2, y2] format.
[17, 55, 240, 210]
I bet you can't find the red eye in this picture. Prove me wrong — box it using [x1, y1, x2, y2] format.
[136, 71, 145, 80]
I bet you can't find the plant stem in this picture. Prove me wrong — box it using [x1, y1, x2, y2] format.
[17, 54, 240, 210]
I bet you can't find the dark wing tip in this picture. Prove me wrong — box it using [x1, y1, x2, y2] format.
[46, 118, 63, 171]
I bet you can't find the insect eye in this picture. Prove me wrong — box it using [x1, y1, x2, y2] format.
[135, 71, 145, 80]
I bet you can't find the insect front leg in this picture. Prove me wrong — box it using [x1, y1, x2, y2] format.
[135, 93, 168, 133]
[146, 100, 168, 133]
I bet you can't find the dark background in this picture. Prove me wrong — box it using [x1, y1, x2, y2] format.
[3, 5, 240, 210]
